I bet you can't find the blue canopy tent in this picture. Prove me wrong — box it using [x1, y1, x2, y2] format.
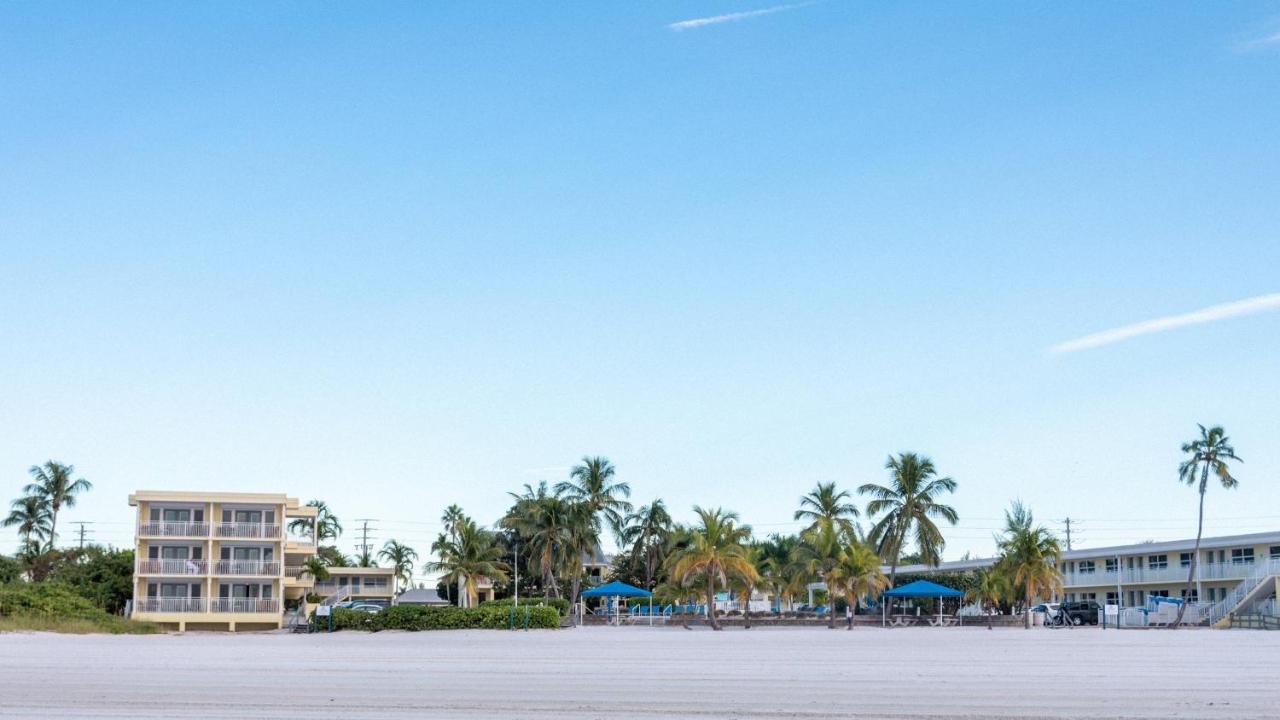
[881, 580, 966, 627]
[580, 581, 653, 625]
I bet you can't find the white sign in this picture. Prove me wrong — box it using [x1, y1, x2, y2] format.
[316, 605, 331, 617]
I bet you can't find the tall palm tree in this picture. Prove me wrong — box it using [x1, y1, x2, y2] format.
[356, 546, 376, 568]
[24, 461, 92, 550]
[795, 482, 861, 540]
[441, 504, 466, 541]
[966, 568, 1011, 630]
[758, 533, 804, 612]
[289, 500, 343, 543]
[427, 518, 509, 607]
[563, 501, 599, 623]
[378, 539, 419, 594]
[621, 499, 673, 589]
[831, 541, 889, 630]
[501, 481, 574, 599]
[3, 495, 52, 547]
[727, 544, 768, 629]
[859, 453, 958, 587]
[655, 570, 702, 630]
[792, 524, 848, 629]
[667, 506, 756, 631]
[557, 456, 632, 542]
[1173, 424, 1242, 627]
[995, 502, 1063, 629]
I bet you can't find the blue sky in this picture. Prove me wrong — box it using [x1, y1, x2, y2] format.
[2, 2, 1279, 568]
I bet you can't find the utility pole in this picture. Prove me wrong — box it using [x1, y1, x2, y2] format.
[71, 521, 94, 549]
[353, 519, 378, 565]
[1064, 517, 1073, 551]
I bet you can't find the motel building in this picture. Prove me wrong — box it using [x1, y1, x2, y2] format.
[896, 531, 1280, 624]
[128, 491, 322, 631]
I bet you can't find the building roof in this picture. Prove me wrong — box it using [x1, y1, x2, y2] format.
[324, 566, 395, 576]
[396, 588, 449, 605]
[129, 490, 307, 511]
[892, 530, 1280, 575]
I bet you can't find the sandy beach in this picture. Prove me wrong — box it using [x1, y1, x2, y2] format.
[1, 626, 1275, 719]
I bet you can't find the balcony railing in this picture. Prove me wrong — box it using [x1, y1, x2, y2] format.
[1062, 561, 1261, 587]
[210, 598, 280, 614]
[214, 560, 281, 576]
[136, 559, 208, 575]
[215, 523, 282, 539]
[137, 521, 210, 537]
[135, 597, 207, 613]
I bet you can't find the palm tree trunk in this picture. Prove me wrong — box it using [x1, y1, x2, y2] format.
[706, 573, 719, 630]
[828, 582, 837, 629]
[1024, 587, 1032, 629]
[888, 517, 908, 588]
[47, 502, 60, 551]
[1173, 463, 1210, 628]
[986, 602, 992, 630]
[570, 574, 582, 627]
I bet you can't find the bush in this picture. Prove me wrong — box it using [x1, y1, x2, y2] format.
[326, 603, 559, 631]
[481, 597, 570, 616]
[0, 582, 159, 634]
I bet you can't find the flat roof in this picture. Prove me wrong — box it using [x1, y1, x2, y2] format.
[894, 529, 1280, 574]
[323, 566, 395, 576]
[129, 490, 305, 509]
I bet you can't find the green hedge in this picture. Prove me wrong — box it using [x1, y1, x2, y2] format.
[327, 604, 559, 631]
[480, 597, 571, 616]
[0, 582, 159, 634]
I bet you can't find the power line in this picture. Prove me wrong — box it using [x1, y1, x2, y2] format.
[70, 521, 95, 549]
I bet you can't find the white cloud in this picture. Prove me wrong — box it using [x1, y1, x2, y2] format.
[1049, 293, 1280, 354]
[668, 2, 817, 32]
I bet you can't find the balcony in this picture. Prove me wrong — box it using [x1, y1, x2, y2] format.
[215, 523, 282, 539]
[1062, 561, 1257, 587]
[136, 559, 208, 575]
[137, 521, 210, 538]
[214, 560, 281, 576]
[135, 598, 207, 613]
[210, 598, 280, 614]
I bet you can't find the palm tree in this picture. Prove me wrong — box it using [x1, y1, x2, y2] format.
[288, 500, 343, 543]
[967, 568, 1011, 630]
[1173, 424, 1242, 627]
[792, 524, 848, 629]
[378, 540, 419, 594]
[501, 481, 574, 599]
[831, 541, 889, 630]
[758, 533, 803, 612]
[3, 495, 52, 547]
[563, 501, 599, 623]
[727, 544, 768, 629]
[995, 502, 1063, 629]
[667, 507, 756, 631]
[317, 545, 350, 567]
[795, 482, 861, 540]
[299, 556, 330, 583]
[655, 570, 702, 630]
[356, 546, 376, 567]
[24, 461, 92, 550]
[441, 504, 466, 541]
[557, 456, 632, 541]
[621, 499, 673, 589]
[427, 518, 509, 607]
[859, 453, 958, 586]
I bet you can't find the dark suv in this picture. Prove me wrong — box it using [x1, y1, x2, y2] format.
[1059, 600, 1101, 625]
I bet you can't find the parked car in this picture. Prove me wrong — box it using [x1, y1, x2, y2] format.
[1059, 600, 1101, 625]
[349, 603, 383, 614]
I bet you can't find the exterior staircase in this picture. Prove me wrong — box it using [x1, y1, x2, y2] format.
[1204, 558, 1280, 628]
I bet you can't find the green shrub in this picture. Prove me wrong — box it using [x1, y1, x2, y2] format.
[327, 603, 559, 631]
[481, 597, 570, 616]
[0, 582, 159, 634]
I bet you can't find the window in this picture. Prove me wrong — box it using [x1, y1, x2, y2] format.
[1270, 546, 1280, 560]
[1147, 555, 1168, 570]
[1150, 589, 1170, 598]
[1105, 592, 1118, 605]
[1078, 560, 1096, 574]
[160, 546, 189, 560]
[1105, 558, 1118, 572]
[1180, 553, 1192, 568]
[162, 508, 191, 522]
[234, 510, 262, 524]
[1231, 548, 1255, 565]
[1180, 588, 1199, 602]
[1081, 592, 1096, 601]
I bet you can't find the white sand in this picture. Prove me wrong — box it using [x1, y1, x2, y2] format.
[1, 626, 1275, 719]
